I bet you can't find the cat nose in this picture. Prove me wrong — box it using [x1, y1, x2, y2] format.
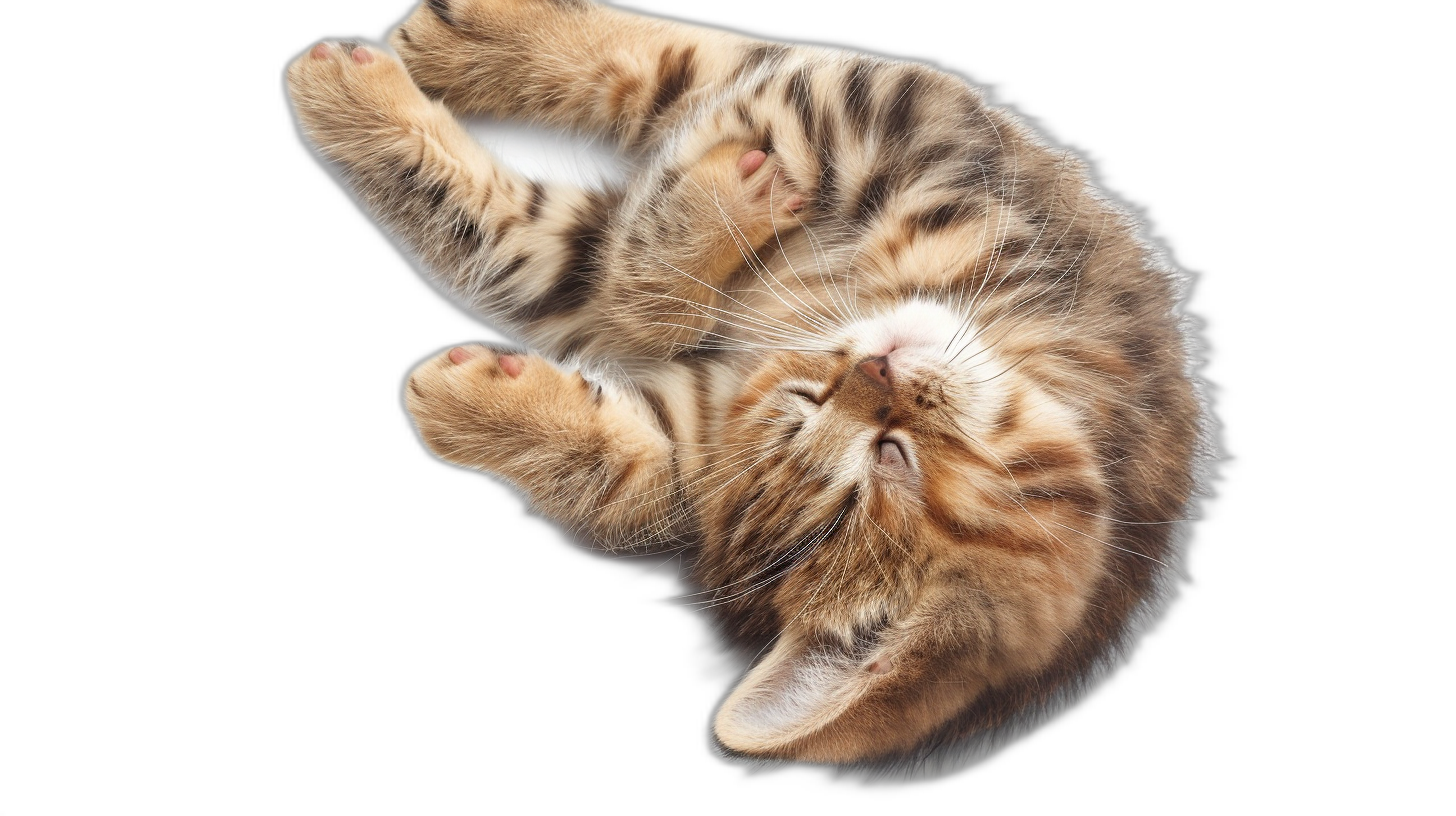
[857, 356, 892, 391]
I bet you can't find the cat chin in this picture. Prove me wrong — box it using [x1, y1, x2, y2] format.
[841, 298, 980, 360]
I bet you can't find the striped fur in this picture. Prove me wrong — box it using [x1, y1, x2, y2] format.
[288, 0, 1202, 765]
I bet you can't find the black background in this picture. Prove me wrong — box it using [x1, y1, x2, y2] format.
[267, 0, 1281, 804]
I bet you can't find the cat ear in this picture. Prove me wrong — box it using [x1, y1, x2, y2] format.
[712, 618, 987, 763]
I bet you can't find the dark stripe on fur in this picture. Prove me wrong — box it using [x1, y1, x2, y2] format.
[852, 169, 895, 224]
[1006, 444, 1085, 477]
[780, 419, 804, 443]
[493, 254, 529, 285]
[426, 0, 455, 27]
[910, 140, 965, 170]
[989, 399, 1019, 434]
[450, 212, 486, 257]
[511, 193, 615, 321]
[843, 59, 878, 132]
[656, 168, 684, 196]
[649, 47, 699, 122]
[882, 72, 921, 144]
[911, 202, 969, 233]
[995, 236, 1035, 261]
[525, 182, 547, 221]
[786, 67, 817, 144]
[422, 178, 450, 211]
[732, 43, 789, 83]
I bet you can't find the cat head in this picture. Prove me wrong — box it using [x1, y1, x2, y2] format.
[694, 299, 1113, 763]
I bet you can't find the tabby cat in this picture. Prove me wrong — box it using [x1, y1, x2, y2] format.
[287, 0, 1202, 765]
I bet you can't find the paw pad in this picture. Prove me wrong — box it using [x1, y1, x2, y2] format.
[445, 346, 526, 378]
[738, 149, 769, 177]
[737, 148, 804, 213]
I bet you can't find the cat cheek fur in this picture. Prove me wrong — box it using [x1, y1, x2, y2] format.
[289, 0, 1203, 765]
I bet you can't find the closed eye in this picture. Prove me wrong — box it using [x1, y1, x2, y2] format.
[786, 387, 824, 406]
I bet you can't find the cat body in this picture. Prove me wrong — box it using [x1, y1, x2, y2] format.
[288, 0, 1201, 764]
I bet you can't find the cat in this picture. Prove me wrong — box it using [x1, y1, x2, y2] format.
[287, 0, 1203, 765]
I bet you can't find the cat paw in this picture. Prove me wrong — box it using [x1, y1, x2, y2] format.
[389, 4, 458, 99]
[287, 41, 432, 152]
[694, 143, 808, 251]
[406, 344, 533, 414]
[404, 345, 574, 465]
[392, 0, 591, 101]
[736, 149, 806, 216]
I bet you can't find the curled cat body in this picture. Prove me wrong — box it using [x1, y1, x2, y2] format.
[287, 0, 1203, 765]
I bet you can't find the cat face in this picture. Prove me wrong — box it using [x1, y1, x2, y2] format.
[697, 300, 1113, 761]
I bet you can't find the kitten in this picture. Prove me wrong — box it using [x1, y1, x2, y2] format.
[287, 0, 1202, 764]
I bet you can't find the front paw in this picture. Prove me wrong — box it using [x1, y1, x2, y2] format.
[287, 41, 432, 158]
[404, 344, 563, 467]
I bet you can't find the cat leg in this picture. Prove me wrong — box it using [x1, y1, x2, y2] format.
[289, 41, 813, 360]
[288, 42, 629, 359]
[390, 0, 791, 149]
[405, 344, 678, 548]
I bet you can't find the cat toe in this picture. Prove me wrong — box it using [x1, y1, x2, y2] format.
[442, 344, 527, 379]
[448, 346, 481, 365]
[290, 40, 396, 82]
[737, 150, 805, 213]
[288, 40, 432, 151]
[738, 149, 769, 177]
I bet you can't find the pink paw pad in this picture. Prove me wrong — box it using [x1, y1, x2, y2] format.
[310, 43, 332, 60]
[498, 354, 525, 378]
[351, 47, 374, 65]
[448, 347, 478, 365]
[737, 149, 804, 212]
[738, 149, 768, 177]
